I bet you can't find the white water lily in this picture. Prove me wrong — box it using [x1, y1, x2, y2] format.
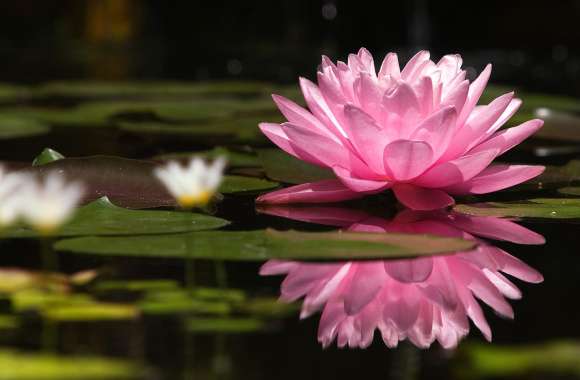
[154, 157, 226, 208]
[0, 168, 33, 227]
[20, 172, 84, 234]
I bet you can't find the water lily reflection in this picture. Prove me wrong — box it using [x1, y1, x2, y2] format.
[259, 206, 544, 349]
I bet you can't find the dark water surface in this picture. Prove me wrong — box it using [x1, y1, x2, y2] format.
[0, 82, 577, 380]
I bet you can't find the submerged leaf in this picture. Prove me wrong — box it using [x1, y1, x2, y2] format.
[3, 197, 229, 237]
[54, 229, 476, 261]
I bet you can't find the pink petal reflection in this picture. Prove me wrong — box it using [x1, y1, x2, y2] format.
[258, 205, 544, 349]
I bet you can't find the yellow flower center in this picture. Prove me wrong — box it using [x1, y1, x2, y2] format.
[177, 191, 213, 209]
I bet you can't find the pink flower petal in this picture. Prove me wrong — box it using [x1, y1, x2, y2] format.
[470, 119, 544, 157]
[445, 165, 545, 195]
[491, 249, 544, 283]
[392, 184, 455, 211]
[450, 213, 545, 245]
[259, 260, 299, 275]
[378, 52, 401, 79]
[445, 92, 514, 160]
[255, 179, 363, 204]
[414, 149, 498, 188]
[354, 73, 383, 118]
[258, 122, 299, 159]
[385, 257, 434, 283]
[332, 166, 391, 193]
[457, 63, 492, 128]
[271, 94, 338, 141]
[343, 262, 387, 315]
[256, 205, 368, 227]
[384, 140, 434, 181]
[343, 105, 395, 173]
[383, 82, 420, 117]
[409, 106, 457, 158]
[441, 80, 468, 116]
[437, 54, 463, 84]
[299, 77, 346, 137]
[401, 50, 430, 81]
[281, 122, 348, 167]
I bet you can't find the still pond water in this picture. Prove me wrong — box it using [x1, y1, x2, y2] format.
[0, 81, 577, 379]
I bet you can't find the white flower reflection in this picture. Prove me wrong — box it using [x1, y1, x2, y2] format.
[259, 206, 544, 349]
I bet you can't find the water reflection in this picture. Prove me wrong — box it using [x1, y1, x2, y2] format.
[259, 206, 545, 349]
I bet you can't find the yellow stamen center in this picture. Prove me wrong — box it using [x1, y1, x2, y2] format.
[177, 191, 213, 209]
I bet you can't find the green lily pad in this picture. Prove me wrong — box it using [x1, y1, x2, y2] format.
[4, 97, 277, 130]
[461, 341, 580, 378]
[0, 115, 49, 139]
[55, 229, 476, 261]
[0, 349, 143, 379]
[454, 198, 580, 219]
[0, 315, 19, 331]
[558, 186, 580, 196]
[0, 83, 32, 101]
[93, 280, 180, 294]
[511, 160, 580, 192]
[41, 302, 138, 322]
[220, 175, 277, 193]
[139, 290, 232, 316]
[37, 80, 275, 98]
[11, 290, 138, 321]
[26, 154, 276, 208]
[186, 317, 266, 333]
[3, 197, 229, 238]
[117, 114, 274, 143]
[257, 149, 335, 184]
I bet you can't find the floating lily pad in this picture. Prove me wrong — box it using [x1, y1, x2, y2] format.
[0, 115, 50, 139]
[55, 229, 476, 261]
[26, 154, 276, 208]
[0, 83, 32, 101]
[455, 198, 580, 219]
[461, 341, 580, 378]
[37, 80, 275, 98]
[11, 289, 138, 321]
[558, 187, 580, 196]
[41, 302, 138, 322]
[3, 197, 229, 238]
[117, 114, 274, 143]
[139, 290, 232, 315]
[186, 317, 266, 333]
[220, 175, 277, 193]
[4, 97, 277, 130]
[510, 160, 580, 192]
[257, 149, 335, 184]
[93, 280, 180, 294]
[0, 349, 143, 379]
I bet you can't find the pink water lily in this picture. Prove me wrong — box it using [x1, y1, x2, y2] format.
[259, 205, 544, 349]
[257, 49, 545, 210]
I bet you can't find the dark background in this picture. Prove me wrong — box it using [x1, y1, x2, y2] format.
[0, 0, 579, 95]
